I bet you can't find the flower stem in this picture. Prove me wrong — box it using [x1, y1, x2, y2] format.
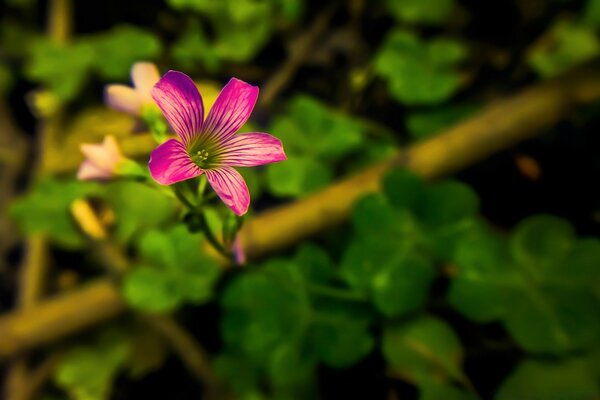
[197, 211, 233, 262]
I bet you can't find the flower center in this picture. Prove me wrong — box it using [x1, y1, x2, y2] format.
[191, 149, 210, 167]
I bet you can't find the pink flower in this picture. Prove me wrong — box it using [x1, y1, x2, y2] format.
[77, 135, 125, 180]
[105, 62, 160, 115]
[148, 71, 286, 216]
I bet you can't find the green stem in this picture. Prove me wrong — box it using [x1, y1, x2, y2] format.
[198, 211, 232, 261]
[173, 186, 195, 210]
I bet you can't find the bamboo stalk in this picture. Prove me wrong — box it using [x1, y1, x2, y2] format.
[1, 62, 600, 359]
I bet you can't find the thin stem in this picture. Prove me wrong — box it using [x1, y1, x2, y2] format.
[198, 174, 208, 202]
[198, 211, 233, 262]
[173, 184, 196, 209]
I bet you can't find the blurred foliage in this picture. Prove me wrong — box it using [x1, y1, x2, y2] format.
[385, 0, 456, 25]
[265, 96, 394, 197]
[168, 0, 302, 68]
[123, 225, 220, 312]
[374, 30, 468, 105]
[528, 20, 600, 78]
[9, 179, 103, 248]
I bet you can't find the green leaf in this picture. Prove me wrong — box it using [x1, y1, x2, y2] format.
[351, 193, 418, 237]
[105, 181, 176, 244]
[406, 104, 479, 140]
[385, 0, 455, 25]
[265, 156, 333, 197]
[496, 358, 600, 400]
[309, 313, 374, 368]
[9, 178, 102, 248]
[449, 216, 600, 354]
[448, 230, 521, 322]
[372, 252, 435, 317]
[375, 30, 467, 105]
[267, 344, 316, 390]
[123, 225, 220, 312]
[90, 25, 162, 79]
[383, 316, 465, 384]
[221, 260, 310, 363]
[528, 20, 600, 78]
[54, 331, 129, 400]
[272, 96, 365, 162]
[122, 267, 182, 312]
[510, 214, 575, 272]
[26, 39, 95, 101]
[171, 21, 220, 71]
[416, 181, 479, 227]
[382, 168, 426, 211]
[293, 243, 336, 284]
[503, 288, 600, 354]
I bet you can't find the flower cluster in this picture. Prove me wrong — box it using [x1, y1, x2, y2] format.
[79, 64, 286, 217]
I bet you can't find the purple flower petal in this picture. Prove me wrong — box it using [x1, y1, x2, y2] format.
[203, 78, 259, 143]
[151, 71, 204, 146]
[131, 62, 160, 102]
[217, 132, 287, 167]
[105, 84, 142, 115]
[204, 167, 250, 216]
[149, 138, 203, 185]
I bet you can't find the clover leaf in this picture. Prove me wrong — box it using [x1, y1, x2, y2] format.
[375, 30, 467, 105]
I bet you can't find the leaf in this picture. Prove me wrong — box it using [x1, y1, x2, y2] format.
[416, 181, 479, 227]
[503, 288, 600, 354]
[510, 214, 575, 272]
[385, 0, 455, 25]
[448, 230, 521, 322]
[351, 193, 419, 237]
[449, 215, 600, 354]
[375, 30, 467, 105]
[104, 181, 176, 244]
[372, 252, 435, 317]
[25, 39, 95, 101]
[265, 155, 333, 197]
[54, 331, 129, 400]
[90, 25, 162, 79]
[382, 168, 426, 211]
[171, 20, 220, 71]
[122, 267, 182, 312]
[293, 243, 336, 284]
[271, 96, 365, 162]
[267, 344, 316, 390]
[496, 358, 600, 400]
[123, 225, 220, 312]
[528, 20, 600, 78]
[406, 104, 479, 140]
[221, 260, 310, 363]
[383, 316, 465, 384]
[309, 315, 374, 368]
[9, 178, 102, 248]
